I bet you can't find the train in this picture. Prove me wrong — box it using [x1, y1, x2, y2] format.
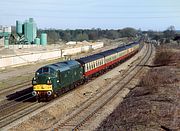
[32, 39, 142, 101]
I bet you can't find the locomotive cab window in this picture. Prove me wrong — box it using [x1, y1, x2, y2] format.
[36, 67, 49, 75]
[43, 67, 49, 73]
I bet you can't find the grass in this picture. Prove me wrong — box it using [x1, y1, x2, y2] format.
[139, 46, 180, 89]
[154, 46, 180, 66]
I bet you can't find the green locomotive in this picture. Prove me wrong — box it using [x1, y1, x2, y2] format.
[32, 60, 83, 100]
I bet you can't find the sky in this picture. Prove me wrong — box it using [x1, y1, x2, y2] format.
[0, 0, 180, 31]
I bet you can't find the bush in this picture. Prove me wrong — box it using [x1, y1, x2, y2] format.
[154, 48, 173, 66]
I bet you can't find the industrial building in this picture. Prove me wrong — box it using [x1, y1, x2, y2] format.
[0, 25, 11, 48]
[0, 18, 47, 49]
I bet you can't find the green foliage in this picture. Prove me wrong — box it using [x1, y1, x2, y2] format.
[163, 26, 175, 39]
[143, 25, 176, 42]
[38, 28, 138, 44]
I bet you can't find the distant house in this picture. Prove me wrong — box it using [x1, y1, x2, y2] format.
[66, 41, 77, 45]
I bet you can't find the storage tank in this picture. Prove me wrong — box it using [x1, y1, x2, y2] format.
[40, 33, 47, 46]
[4, 38, 9, 48]
[16, 21, 23, 34]
[24, 18, 37, 44]
[34, 38, 40, 45]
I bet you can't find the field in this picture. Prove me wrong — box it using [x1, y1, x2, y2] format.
[96, 45, 180, 131]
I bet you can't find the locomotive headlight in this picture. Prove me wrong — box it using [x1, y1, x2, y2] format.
[47, 91, 52, 96]
[47, 80, 52, 85]
[32, 80, 37, 85]
[32, 91, 37, 96]
[57, 80, 59, 83]
[32, 78, 37, 85]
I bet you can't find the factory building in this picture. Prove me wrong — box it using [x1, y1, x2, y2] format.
[0, 25, 11, 48]
[16, 18, 47, 46]
[0, 18, 47, 49]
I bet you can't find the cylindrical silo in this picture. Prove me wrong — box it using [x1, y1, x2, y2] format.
[40, 33, 47, 46]
[16, 21, 23, 34]
[34, 38, 40, 45]
[4, 38, 9, 48]
[24, 18, 37, 44]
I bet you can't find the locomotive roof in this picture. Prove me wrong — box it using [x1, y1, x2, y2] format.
[76, 54, 104, 64]
[63, 60, 81, 68]
[48, 62, 70, 72]
[39, 60, 81, 73]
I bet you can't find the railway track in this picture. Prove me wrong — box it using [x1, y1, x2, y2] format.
[0, 43, 149, 130]
[0, 93, 51, 129]
[0, 88, 37, 128]
[0, 81, 31, 100]
[52, 43, 153, 130]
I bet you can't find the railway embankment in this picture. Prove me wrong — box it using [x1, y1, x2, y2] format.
[96, 45, 180, 131]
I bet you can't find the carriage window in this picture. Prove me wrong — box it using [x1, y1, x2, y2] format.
[87, 64, 88, 70]
[89, 63, 91, 70]
[85, 65, 87, 72]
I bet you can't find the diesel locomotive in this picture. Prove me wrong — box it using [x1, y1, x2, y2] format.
[32, 39, 141, 101]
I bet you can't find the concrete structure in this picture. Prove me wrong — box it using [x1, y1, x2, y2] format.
[81, 45, 92, 52]
[0, 50, 61, 68]
[0, 41, 104, 68]
[0, 37, 4, 47]
[66, 41, 77, 45]
[62, 42, 104, 57]
[62, 47, 82, 56]
[0, 26, 11, 48]
[90, 42, 104, 50]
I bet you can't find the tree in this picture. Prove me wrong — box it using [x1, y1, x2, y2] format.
[121, 28, 137, 37]
[76, 33, 89, 41]
[163, 25, 175, 39]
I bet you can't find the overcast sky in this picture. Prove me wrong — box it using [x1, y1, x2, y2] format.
[0, 0, 180, 30]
